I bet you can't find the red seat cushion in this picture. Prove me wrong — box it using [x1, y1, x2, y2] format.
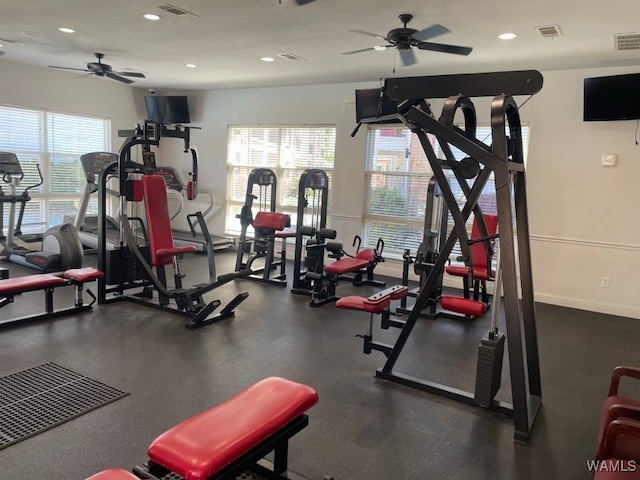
[64, 267, 104, 282]
[440, 296, 486, 317]
[355, 248, 376, 261]
[253, 212, 290, 231]
[324, 257, 370, 275]
[336, 295, 390, 313]
[599, 395, 640, 460]
[156, 245, 198, 257]
[445, 265, 492, 281]
[85, 469, 139, 480]
[147, 377, 318, 480]
[0, 274, 66, 295]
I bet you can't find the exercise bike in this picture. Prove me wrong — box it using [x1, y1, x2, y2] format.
[0, 152, 83, 272]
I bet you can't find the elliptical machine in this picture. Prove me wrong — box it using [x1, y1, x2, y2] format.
[0, 152, 83, 272]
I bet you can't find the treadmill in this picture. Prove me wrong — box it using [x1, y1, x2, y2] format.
[148, 166, 234, 252]
[66, 152, 123, 251]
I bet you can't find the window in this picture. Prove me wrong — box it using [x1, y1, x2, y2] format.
[226, 126, 336, 235]
[0, 104, 111, 233]
[362, 124, 530, 259]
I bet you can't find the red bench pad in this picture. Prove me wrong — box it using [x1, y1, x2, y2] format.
[445, 265, 493, 281]
[0, 274, 66, 295]
[324, 257, 369, 275]
[336, 295, 390, 313]
[147, 377, 318, 480]
[64, 267, 104, 282]
[440, 296, 486, 317]
[156, 245, 198, 257]
[253, 212, 290, 231]
[85, 469, 139, 480]
[355, 248, 376, 261]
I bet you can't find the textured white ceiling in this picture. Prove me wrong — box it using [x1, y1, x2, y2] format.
[0, 0, 639, 90]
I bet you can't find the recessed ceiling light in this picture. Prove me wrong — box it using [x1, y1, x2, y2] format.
[498, 32, 518, 40]
[58, 27, 75, 33]
[143, 13, 162, 21]
[373, 45, 387, 51]
[261, 57, 275, 62]
[185, 63, 197, 68]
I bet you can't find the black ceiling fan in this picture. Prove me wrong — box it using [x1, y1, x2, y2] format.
[48, 53, 146, 84]
[343, 14, 473, 67]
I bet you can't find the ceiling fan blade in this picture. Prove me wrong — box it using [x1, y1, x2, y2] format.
[49, 66, 91, 72]
[417, 42, 473, 56]
[293, 0, 316, 4]
[106, 72, 134, 84]
[349, 29, 387, 41]
[342, 47, 379, 55]
[398, 48, 417, 66]
[412, 24, 450, 42]
[117, 71, 146, 78]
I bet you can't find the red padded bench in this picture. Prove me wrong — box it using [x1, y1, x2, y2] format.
[133, 377, 318, 480]
[0, 267, 103, 330]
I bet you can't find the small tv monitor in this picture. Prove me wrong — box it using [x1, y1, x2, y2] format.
[355, 88, 401, 123]
[144, 95, 191, 124]
[583, 73, 640, 121]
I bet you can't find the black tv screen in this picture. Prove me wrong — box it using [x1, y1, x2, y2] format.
[144, 95, 191, 124]
[355, 88, 401, 123]
[583, 73, 640, 121]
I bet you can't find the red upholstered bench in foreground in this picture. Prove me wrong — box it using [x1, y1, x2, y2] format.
[132, 377, 318, 480]
[85, 469, 139, 480]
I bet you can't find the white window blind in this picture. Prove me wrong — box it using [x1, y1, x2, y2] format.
[226, 125, 336, 235]
[0, 104, 111, 233]
[362, 124, 529, 260]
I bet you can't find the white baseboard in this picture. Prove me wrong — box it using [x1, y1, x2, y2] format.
[533, 292, 640, 320]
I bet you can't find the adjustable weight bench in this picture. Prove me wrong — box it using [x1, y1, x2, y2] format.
[87, 377, 319, 480]
[0, 267, 103, 329]
[337, 285, 408, 356]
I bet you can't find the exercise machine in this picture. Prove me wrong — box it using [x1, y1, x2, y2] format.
[290, 169, 335, 302]
[351, 70, 543, 443]
[144, 153, 234, 252]
[97, 122, 249, 330]
[85, 377, 319, 480]
[0, 152, 84, 272]
[234, 168, 291, 286]
[67, 152, 122, 251]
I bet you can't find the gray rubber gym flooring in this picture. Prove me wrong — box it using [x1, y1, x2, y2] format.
[1, 250, 639, 479]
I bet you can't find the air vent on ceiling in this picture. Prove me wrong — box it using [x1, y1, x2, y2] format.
[277, 53, 307, 62]
[157, 3, 199, 17]
[536, 25, 562, 38]
[614, 32, 640, 51]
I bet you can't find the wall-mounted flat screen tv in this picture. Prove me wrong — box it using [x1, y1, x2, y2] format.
[583, 73, 640, 121]
[144, 95, 191, 124]
[355, 88, 401, 123]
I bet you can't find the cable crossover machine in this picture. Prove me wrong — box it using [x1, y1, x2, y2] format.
[352, 70, 543, 444]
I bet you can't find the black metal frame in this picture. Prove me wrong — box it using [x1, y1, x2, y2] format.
[355, 70, 543, 444]
[97, 123, 249, 330]
[133, 414, 309, 480]
[0, 274, 96, 330]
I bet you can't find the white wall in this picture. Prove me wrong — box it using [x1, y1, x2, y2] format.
[152, 66, 640, 319]
[0, 59, 140, 147]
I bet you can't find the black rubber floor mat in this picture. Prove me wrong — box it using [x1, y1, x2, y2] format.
[0, 362, 129, 450]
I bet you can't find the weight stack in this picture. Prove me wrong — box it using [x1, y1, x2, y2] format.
[474, 331, 506, 407]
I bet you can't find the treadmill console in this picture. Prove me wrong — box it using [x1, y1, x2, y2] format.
[0, 152, 24, 176]
[80, 152, 119, 182]
[149, 167, 184, 191]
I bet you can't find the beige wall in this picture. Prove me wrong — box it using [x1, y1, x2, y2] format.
[0, 59, 140, 148]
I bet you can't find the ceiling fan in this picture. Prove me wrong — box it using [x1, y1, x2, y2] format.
[343, 14, 473, 67]
[48, 52, 146, 84]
